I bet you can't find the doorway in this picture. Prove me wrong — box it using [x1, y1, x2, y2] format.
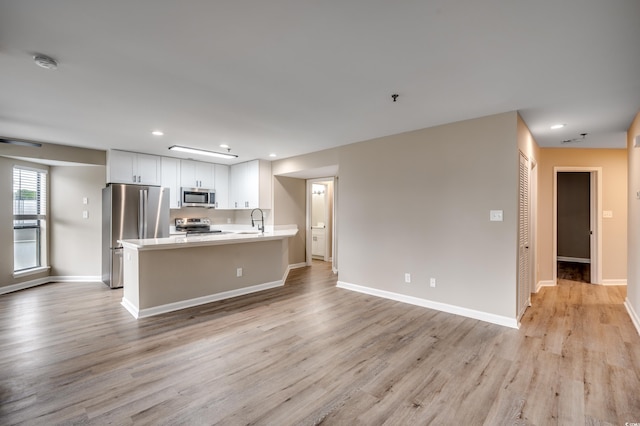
[553, 167, 602, 285]
[306, 177, 336, 272]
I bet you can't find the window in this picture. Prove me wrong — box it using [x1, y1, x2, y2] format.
[13, 166, 47, 272]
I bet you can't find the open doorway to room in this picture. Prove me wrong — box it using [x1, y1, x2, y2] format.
[306, 177, 337, 272]
[554, 167, 602, 285]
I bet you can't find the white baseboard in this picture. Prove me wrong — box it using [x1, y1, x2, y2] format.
[336, 281, 518, 329]
[601, 279, 627, 286]
[125, 280, 284, 319]
[0, 277, 50, 295]
[0, 275, 103, 295]
[283, 262, 307, 283]
[536, 280, 555, 293]
[624, 298, 640, 336]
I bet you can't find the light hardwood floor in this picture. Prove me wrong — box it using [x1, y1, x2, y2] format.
[1, 262, 639, 425]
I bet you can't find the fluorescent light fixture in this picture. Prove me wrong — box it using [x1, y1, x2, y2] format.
[169, 145, 238, 159]
[151, 130, 164, 136]
[219, 144, 229, 149]
[269, 153, 277, 157]
[0, 138, 42, 148]
[550, 124, 565, 130]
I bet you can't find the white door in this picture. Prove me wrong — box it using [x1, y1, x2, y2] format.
[517, 152, 531, 320]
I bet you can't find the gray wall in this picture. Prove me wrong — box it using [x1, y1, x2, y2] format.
[273, 111, 522, 319]
[49, 165, 106, 277]
[273, 176, 306, 265]
[626, 112, 640, 326]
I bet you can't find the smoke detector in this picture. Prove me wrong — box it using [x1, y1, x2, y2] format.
[33, 54, 58, 70]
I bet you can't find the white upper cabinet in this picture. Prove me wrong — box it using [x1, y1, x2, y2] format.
[214, 164, 229, 209]
[107, 150, 161, 185]
[180, 160, 214, 188]
[230, 160, 271, 210]
[161, 157, 181, 209]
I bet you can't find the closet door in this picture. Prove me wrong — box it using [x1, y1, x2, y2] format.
[517, 152, 531, 321]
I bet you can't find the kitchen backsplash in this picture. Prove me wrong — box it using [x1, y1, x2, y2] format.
[169, 207, 271, 226]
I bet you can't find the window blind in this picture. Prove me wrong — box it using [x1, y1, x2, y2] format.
[13, 166, 47, 220]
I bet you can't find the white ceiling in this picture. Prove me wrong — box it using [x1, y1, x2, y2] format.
[1, 1, 638, 165]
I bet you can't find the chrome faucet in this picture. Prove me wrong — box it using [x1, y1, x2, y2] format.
[250, 208, 265, 234]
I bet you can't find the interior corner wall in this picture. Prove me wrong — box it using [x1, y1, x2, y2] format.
[626, 112, 640, 323]
[49, 165, 106, 277]
[338, 111, 519, 319]
[273, 175, 306, 265]
[537, 148, 628, 283]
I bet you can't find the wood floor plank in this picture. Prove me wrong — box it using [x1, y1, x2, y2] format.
[1, 262, 639, 425]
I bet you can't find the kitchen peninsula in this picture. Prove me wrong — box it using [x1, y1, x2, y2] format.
[119, 227, 298, 318]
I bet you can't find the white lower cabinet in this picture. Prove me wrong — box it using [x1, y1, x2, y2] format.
[312, 228, 326, 257]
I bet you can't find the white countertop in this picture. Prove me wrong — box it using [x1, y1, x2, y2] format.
[120, 227, 298, 251]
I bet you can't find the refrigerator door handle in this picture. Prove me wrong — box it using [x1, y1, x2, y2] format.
[139, 189, 148, 239]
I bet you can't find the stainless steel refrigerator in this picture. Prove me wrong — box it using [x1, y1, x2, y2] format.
[102, 184, 170, 288]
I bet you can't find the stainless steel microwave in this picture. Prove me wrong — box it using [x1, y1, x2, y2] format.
[180, 187, 216, 208]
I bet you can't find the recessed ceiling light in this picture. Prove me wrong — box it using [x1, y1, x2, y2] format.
[269, 153, 277, 157]
[220, 144, 229, 149]
[151, 130, 164, 136]
[550, 124, 565, 130]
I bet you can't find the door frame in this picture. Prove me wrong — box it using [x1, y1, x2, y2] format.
[306, 177, 337, 272]
[553, 167, 602, 284]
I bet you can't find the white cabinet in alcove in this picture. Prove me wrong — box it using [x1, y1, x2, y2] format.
[107, 150, 161, 186]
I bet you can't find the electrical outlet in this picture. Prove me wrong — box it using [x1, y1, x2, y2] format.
[82, 210, 89, 219]
[82, 197, 88, 205]
[237, 267, 243, 277]
[404, 273, 411, 283]
[430, 278, 436, 288]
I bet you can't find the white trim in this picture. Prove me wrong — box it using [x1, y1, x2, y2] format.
[283, 262, 307, 282]
[553, 167, 603, 285]
[336, 281, 518, 329]
[624, 298, 640, 336]
[536, 280, 556, 293]
[124, 280, 284, 319]
[120, 297, 140, 318]
[49, 275, 102, 283]
[13, 266, 50, 279]
[0, 277, 50, 295]
[600, 279, 627, 286]
[557, 256, 590, 264]
[0, 274, 103, 295]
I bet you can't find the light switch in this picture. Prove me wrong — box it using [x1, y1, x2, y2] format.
[490, 210, 503, 222]
[82, 197, 88, 205]
[603, 210, 613, 218]
[82, 210, 89, 219]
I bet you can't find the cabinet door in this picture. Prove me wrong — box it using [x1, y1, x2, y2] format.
[108, 150, 137, 184]
[245, 160, 260, 209]
[214, 164, 229, 209]
[136, 153, 161, 186]
[195, 162, 215, 189]
[161, 157, 181, 208]
[230, 162, 246, 209]
[180, 160, 198, 187]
